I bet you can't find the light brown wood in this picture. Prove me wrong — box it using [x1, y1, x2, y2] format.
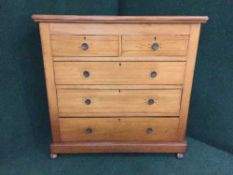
[50, 23, 191, 36]
[49, 23, 191, 35]
[178, 24, 201, 141]
[53, 56, 187, 62]
[59, 118, 179, 142]
[57, 89, 182, 116]
[51, 141, 187, 153]
[34, 15, 207, 155]
[39, 23, 60, 142]
[54, 62, 186, 85]
[56, 84, 183, 90]
[59, 113, 179, 117]
[119, 35, 122, 55]
[122, 35, 189, 57]
[32, 15, 208, 24]
[51, 35, 119, 57]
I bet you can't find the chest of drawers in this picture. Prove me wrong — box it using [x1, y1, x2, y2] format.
[32, 15, 208, 159]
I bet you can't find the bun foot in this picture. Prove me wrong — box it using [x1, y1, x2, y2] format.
[50, 153, 58, 159]
[176, 153, 184, 159]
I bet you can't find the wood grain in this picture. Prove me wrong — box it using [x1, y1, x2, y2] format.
[178, 24, 201, 141]
[122, 35, 189, 56]
[59, 117, 179, 142]
[49, 23, 191, 35]
[54, 62, 186, 85]
[57, 89, 182, 116]
[39, 23, 60, 142]
[53, 56, 187, 62]
[51, 35, 119, 57]
[32, 15, 208, 24]
[33, 15, 207, 155]
[51, 141, 187, 154]
[56, 84, 183, 90]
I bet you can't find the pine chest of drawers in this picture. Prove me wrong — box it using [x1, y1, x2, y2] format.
[32, 15, 208, 159]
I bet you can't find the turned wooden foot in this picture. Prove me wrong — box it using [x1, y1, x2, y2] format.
[50, 153, 58, 159]
[176, 153, 184, 159]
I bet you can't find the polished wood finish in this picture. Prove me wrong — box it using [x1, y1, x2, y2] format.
[57, 89, 181, 116]
[56, 85, 183, 90]
[39, 23, 60, 142]
[122, 35, 189, 56]
[59, 118, 179, 142]
[51, 35, 119, 56]
[50, 24, 191, 35]
[33, 15, 208, 156]
[178, 24, 201, 141]
[32, 15, 208, 24]
[54, 62, 186, 85]
[53, 56, 187, 62]
[51, 141, 187, 153]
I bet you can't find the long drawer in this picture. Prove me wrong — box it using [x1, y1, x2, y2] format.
[59, 117, 179, 142]
[54, 62, 186, 85]
[57, 89, 182, 116]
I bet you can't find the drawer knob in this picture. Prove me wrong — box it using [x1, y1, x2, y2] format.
[146, 128, 153, 134]
[83, 70, 90, 78]
[148, 99, 155, 105]
[85, 99, 91, 105]
[151, 42, 159, 51]
[81, 43, 89, 50]
[150, 71, 157, 78]
[85, 128, 93, 134]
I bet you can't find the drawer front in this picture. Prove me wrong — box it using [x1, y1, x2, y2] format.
[51, 35, 119, 56]
[54, 62, 186, 85]
[59, 118, 179, 142]
[57, 89, 182, 116]
[122, 35, 189, 56]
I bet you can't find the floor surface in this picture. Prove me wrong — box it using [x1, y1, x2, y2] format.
[1, 137, 233, 175]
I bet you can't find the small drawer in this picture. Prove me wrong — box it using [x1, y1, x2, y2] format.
[122, 35, 189, 56]
[59, 117, 179, 142]
[51, 35, 119, 56]
[57, 89, 182, 116]
[54, 62, 186, 85]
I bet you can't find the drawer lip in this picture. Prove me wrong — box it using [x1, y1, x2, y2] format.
[56, 85, 183, 90]
[58, 113, 180, 117]
[53, 56, 187, 61]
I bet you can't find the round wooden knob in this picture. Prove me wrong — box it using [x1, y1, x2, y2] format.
[151, 42, 159, 51]
[150, 71, 157, 78]
[147, 99, 155, 105]
[81, 43, 89, 50]
[85, 128, 93, 134]
[146, 128, 153, 134]
[83, 70, 90, 78]
[85, 99, 91, 105]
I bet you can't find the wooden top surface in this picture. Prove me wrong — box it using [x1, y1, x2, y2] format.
[32, 15, 208, 24]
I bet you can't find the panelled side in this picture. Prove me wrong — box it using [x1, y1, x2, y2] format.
[39, 23, 60, 142]
[178, 24, 201, 141]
